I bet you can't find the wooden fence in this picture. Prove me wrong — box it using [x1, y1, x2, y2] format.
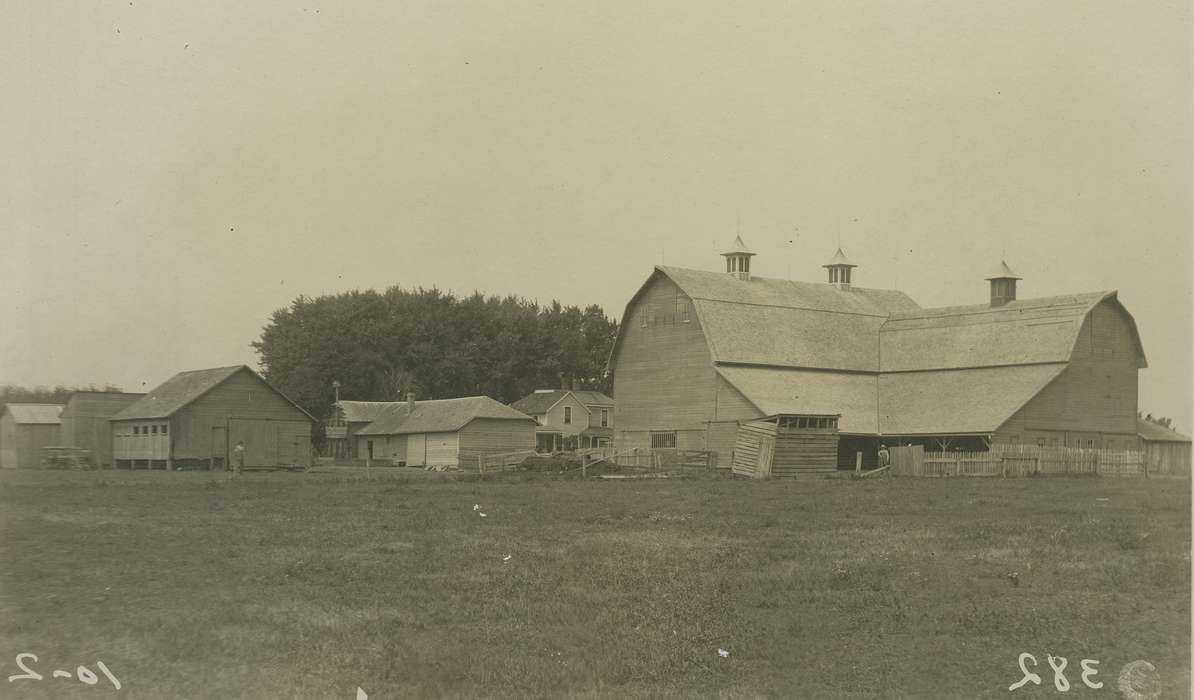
[608, 449, 715, 471]
[475, 450, 537, 474]
[889, 444, 1153, 478]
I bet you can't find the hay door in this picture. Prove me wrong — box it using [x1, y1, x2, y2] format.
[756, 435, 775, 478]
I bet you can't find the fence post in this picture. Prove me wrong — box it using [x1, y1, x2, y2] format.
[855, 451, 862, 476]
[1000, 458, 1006, 478]
[1034, 456, 1041, 475]
[954, 453, 961, 477]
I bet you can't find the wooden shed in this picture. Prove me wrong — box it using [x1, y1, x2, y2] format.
[0, 404, 63, 469]
[354, 395, 536, 468]
[731, 414, 840, 478]
[1137, 418, 1191, 477]
[58, 391, 145, 468]
[110, 365, 315, 470]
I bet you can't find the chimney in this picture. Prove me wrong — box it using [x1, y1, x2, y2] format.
[406, 392, 416, 413]
[985, 261, 1022, 307]
[720, 235, 756, 281]
[823, 248, 857, 290]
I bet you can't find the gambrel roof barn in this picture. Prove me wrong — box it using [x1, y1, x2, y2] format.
[608, 240, 1147, 469]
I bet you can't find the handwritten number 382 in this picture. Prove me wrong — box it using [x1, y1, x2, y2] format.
[1010, 653, 1101, 691]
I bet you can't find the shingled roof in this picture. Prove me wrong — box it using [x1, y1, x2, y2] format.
[1137, 419, 1191, 443]
[112, 366, 314, 421]
[356, 396, 535, 436]
[879, 291, 1146, 372]
[511, 389, 614, 415]
[337, 401, 397, 424]
[2, 404, 64, 424]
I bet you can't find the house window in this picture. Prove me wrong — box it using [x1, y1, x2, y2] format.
[134, 426, 141, 436]
[600, 409, 609, 428]
[1087, 439, 1095, 448]
[564, 406, 572, 425]
[651, 431, 677, 449]
[151, 425, 158, 435]
[161, 424, 168, 435]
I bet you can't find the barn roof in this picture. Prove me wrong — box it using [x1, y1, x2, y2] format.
[3, 404, 64, 424]
[112, 365, 315, 422]
[608, 266, 921, 373]
[510, 389, 614, 415]
[716, 367, 878, 434]
[356, 396, 535, 436]
[877, 364, 1067, 435]
[337, 400, 397, 423]
[1136, 419, 1192, 443]
[879, 291, 1146, 371]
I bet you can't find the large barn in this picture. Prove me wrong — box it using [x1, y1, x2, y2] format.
[59, 391, 145, 468]
[354, 395, 536, 468]
[110, 365, 315, 470]
[607, 238, 1147, 470]
[0, 404, 63, 469]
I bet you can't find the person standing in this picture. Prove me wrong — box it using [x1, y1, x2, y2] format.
[878, 444, 890, 468]
[233, 440, 245, 475]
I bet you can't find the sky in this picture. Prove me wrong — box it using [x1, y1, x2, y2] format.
[2, 1, 1190, 430]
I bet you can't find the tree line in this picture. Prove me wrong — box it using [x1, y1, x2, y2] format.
[252, 286, 618, 420]
[0, 384, 124, 410]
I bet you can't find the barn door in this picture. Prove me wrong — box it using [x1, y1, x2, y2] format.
[756, 435, 775, 478]
[407, 434, 427, 467]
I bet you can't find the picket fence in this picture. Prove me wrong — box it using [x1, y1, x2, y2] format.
[889, 444, 1151, 478]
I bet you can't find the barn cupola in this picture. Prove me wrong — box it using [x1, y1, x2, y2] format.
[985, 261, 1022, 307]
[721, 235, 757, 281]
[823, 248, 857, 289]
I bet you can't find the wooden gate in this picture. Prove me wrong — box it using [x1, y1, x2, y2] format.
[888, 445, 923, 475]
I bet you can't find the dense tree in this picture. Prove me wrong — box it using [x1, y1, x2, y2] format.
[0, 383, 124, 411]
[252, 286, 618, 419]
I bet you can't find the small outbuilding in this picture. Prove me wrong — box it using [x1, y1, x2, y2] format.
[354, 394, 536, 468]
[1137, 418, 1191, 477]
[59, 391, 145, 468]
[110, 365, 315, 470]
[731, 414, 840, 478]
[325, 400, 394, 459]
[0, 404, 64, 469]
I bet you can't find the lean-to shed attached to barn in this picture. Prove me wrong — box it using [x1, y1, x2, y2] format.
[0, 404, 63, 469]
[731, 414, 840, 478]
[1136, 418, 1191, 477]
[110, 365, 315, 470]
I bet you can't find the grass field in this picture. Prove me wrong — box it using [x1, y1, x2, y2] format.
[0, 469, 1189, 699]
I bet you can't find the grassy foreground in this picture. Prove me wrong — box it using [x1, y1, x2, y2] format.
[0, 469, 1189, 699]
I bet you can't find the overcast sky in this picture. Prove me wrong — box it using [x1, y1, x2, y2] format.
[2, 1, 1190, 429]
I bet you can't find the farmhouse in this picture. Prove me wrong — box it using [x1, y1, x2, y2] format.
[511, 387, 615, 452]
[110, 365, 315, 470]
[608, 238, 1147, 471]
[0, 404, 63, 469]
[1136, 418, 1191, 476]
[59, 391, 145, 468]
[354, 394, 536, 467]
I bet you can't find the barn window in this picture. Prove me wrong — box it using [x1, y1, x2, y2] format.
[151, 425, 158, 435]
[650, 432, 677, 449]
[161, 424, 168, 435]
[639, 305, 649, 328]
[677, 298, 690, 323]
[564, 406, 572, 424]
[600, 409, 609, 428]
[133, 426, 140, 436]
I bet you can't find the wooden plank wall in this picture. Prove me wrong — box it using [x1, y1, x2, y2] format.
[889, 444, 1154, 478]
[170, 369, 311, 460]
[60, 394, 143, 467]
[458, 419, 536, 468]
[769, 429, 838, 476]
[731, 422, 774, 477]
[997, 301, 1140, 444]
[611, 276, 724, 453]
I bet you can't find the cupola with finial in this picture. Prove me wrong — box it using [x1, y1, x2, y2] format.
[985, 260, 1022, 307]
[823, 248, 857, 289]
[721, 235, 756, 281]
